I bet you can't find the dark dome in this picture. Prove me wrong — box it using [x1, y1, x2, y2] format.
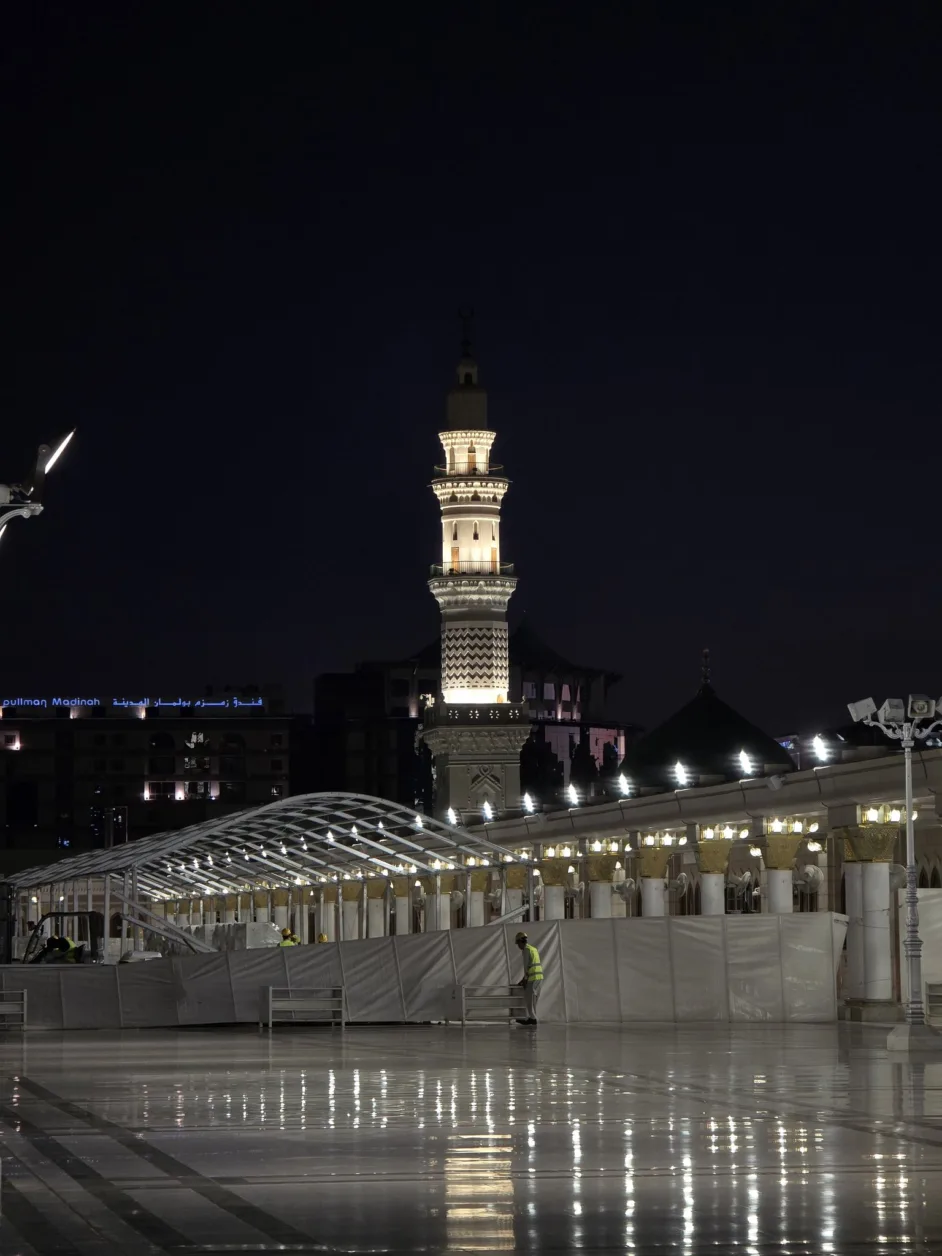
[621, 679, 795, 791]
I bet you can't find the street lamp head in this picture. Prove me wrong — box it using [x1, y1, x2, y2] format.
[847, 697, 877, 723]
[878, 698, 906, 725]
[907, 695, 936, 720]
[43, 430, 75, 475]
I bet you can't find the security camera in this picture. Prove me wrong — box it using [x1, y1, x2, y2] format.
[847, 697, 877, 723]
[907, 695, 936, 720]
[878, 698, 906, 724]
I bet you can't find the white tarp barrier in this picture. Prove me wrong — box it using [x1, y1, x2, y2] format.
[0, 913, 848, 1030]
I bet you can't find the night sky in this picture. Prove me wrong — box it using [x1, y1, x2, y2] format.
[2, 5, 940, 736]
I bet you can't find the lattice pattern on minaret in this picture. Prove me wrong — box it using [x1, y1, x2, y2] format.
[441, 623, 509, 698]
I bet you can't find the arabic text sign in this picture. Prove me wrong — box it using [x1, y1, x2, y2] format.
[1, 696, 265, 709]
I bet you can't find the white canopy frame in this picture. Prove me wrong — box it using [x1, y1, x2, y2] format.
[8, 793, 525, 897]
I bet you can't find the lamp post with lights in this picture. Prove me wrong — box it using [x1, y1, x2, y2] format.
[0, 432, 75, 548]
[848, 694, 942, 1051]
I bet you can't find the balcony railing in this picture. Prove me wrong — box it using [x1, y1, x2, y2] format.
[430, 561, 515, 577]
[433, 463, 505, 477]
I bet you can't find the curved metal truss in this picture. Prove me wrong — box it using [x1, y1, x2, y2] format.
[9, 793, 522, 898]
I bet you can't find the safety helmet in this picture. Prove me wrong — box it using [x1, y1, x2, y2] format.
[317, 933, 329, 943]
[515, 931, 528, 943]
[281, 927, 292, 937]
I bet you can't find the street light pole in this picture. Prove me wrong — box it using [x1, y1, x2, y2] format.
[0, 432, 75, 548]
[849, 694, 942, 1051]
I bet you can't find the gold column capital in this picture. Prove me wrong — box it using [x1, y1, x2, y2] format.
[272, 888, 290, 907]
[366, 879, 388, 900]
[538, 858, 570, 887]
[341, 881, 364, 902]
[392, 877, 410, 897]
[586, 854, 619, 882]
[842, 823, 900, 863]
[695, 838, 734, 874]
[505, 866, 527, 890]
[322, 885, 338, 904]
[469, 869, 490, 892]
[764, 834, 803, 870]
[639, 847, 671, 879]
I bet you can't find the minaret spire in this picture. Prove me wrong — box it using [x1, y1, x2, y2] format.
[420, 322, 528, 820]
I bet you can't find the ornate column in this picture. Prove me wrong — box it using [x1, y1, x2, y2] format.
[341, 881, 362, 940]
[764, 835, 802, 914]
[639, 847, 671, 917]
[422, 873, 456, 930]
[539, 859, 567, 920]
[320, 885, 338, 941]
[272, 888, 289, 932]
[467, 868, 489, 926]
[840, 824, 899, 1012]
[366, 879, 387, 937]
[505, 865, 526, 917]
[392, 877, 412, 934]
[587, 855, 619, 920]
[695, 837, 734, 916]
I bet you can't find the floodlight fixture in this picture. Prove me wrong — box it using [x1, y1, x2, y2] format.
[847, 697, 877, 723]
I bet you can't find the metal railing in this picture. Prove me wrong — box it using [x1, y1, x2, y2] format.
[429, 561, 515, 577]
[433, 463, 504, 477]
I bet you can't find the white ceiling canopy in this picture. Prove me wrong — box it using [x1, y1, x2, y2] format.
[9, 793, 522, 896]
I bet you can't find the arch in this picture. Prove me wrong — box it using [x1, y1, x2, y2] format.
[919, 865, 930, 888]
[931, 865, 942, 889]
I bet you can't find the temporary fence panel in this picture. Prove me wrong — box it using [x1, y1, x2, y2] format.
[0, 912, 847, 1030]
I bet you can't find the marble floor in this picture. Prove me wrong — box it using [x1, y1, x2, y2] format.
[0, 1022, 940, 1253]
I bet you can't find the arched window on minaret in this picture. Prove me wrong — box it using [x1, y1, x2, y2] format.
[452, 523, 458, 541]
[467, 443, 477, 472]
[448, 447, 455, 473]
[472, 521, 479, 540]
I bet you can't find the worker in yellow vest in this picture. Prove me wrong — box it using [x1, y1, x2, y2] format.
[279, 928, 298, 947]
[514, 931, 543, 1024]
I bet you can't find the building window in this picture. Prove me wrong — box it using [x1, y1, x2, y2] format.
[491, 523, 496, 542]
[146, 782, 175, 801]
[4, 734, 16, 746]
[472, 521, 479, 540]
[221, 781, 246, 801]
[94, 734, 106, 746]
[111, 759, 125, 772]
[186, 780, 213, 798]
[93, 758, 106, 772]
[184, 755, 210, 774]
[390, 706, 409, 717]
[271, 759, 283, 772]
[467, 444, 477, 470]
[219, 755, 245, 778]
[418, 677, 437, 694]
[561, 684, 571, 702]
[522, 682, 536, 700]
[270, 734, 284, 748]
[390, 678, 410, 698]
[271, 784, 283, 798]
[452, 523, 458, 541]
[221, 733, 245, 751]
[111, 734, 126, 746]
[149, 732, 174, 750]
[149, 756, 175, 774]
[543, 682, 556, 701]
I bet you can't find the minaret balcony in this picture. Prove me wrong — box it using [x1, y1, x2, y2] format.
[434, 462, 504, 477]
[430, 560, 515, 577]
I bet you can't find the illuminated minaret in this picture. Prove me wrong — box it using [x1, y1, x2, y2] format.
[421, 317, 528, 820]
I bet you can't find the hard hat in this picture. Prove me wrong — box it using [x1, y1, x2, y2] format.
[515, 931, 528, 943]
[281, 927, 291, 937]
[317, 933, 329, 943]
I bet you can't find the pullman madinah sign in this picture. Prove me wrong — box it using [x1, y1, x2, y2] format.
[421, 327, 529, 821]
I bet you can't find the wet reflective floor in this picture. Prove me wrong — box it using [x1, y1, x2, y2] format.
[0, 1023, 941, 1253]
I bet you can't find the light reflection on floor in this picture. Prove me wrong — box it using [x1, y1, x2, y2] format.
[0, 1023, 939, 1252]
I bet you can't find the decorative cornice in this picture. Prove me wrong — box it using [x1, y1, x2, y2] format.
[421, 725, 530, 757]
[429, 577, 517, 611]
